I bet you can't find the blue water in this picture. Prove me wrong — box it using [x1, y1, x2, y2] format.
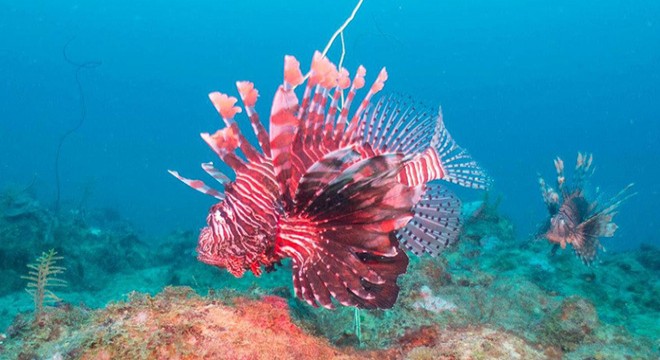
[1, 0, 658, 251]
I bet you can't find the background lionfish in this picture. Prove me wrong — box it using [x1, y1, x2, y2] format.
[538, 153, 634, 264]
[169, 52, 489, 309]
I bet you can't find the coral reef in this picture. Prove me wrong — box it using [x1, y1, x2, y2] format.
[539, 296, 599, 351]
[1, 287, 550, 360]
[402, 326, 550, 360]
[0, 190, 658, 359]
[0, 189, 156, 297]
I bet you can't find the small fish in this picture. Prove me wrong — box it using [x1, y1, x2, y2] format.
[170, 52, 489, 309]
[538, 153, 634, 264]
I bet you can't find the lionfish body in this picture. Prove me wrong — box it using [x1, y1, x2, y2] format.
[538, 153, 634, 264]
[170, 52, 488, 309]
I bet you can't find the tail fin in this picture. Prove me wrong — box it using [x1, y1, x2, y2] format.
[396, 107, 490, 189]
[430, 107, 490, 189]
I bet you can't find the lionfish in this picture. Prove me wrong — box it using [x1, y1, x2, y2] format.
[169, 52, 489, 309]
[538, 153, 634, 264]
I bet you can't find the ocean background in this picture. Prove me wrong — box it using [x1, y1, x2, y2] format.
[1, 0, 659, 251]
[2, 0, 659, 253]
[1, 1, 660, 358]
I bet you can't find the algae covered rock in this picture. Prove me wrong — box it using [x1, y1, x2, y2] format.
[1, 286, 563, 360]
[540, 296, 599, 351]
[403, 326, 551, 360]
[1, 287, 377, 360]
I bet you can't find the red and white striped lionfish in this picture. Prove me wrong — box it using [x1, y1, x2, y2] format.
[538, 153, 634, 264]
[169, 52, 489, 309]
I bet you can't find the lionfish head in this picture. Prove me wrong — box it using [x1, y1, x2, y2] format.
[545, 204, 581, 248]
[548, 212, 572, 240]
[196, 200, 271, 278]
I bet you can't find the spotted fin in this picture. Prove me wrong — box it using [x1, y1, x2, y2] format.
[397, 183, 461, 256]
[429, 108, 490, 189]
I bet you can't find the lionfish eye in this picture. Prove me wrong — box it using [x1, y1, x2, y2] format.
[213, 209, 226, 224]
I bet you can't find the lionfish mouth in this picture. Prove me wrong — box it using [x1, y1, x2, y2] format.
[196, 252, 226, 268]
[544, 231, 566, 246]
[197, 250, 260, 278]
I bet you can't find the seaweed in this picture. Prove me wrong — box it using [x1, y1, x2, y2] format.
[21, 249, 67, 324]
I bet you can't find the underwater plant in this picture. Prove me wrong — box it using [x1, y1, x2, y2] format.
[537, 153, 635, 264]
[21, 249, 67, 324]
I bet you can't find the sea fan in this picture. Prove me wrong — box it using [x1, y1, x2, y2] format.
[21, 249, 67, 324]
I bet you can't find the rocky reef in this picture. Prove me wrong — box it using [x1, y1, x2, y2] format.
[2, 287, 550, 360]
[0, 189, 658, 359]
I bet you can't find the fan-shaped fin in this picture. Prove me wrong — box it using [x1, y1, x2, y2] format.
[278, 154, 417, 309]
[397, 184, 461, 256]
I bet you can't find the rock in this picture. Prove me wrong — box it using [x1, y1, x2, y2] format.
[540, 296, 599, 351]
[1, 287, 377, 360]
[403, 326, 552, 360]
[411, 286, 457, 313]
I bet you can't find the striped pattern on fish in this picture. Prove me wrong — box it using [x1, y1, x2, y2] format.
[538, 153, 634, 264]
[169, 51, 489, 309]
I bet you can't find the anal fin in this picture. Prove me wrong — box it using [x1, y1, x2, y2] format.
[397, 183, 461, 256]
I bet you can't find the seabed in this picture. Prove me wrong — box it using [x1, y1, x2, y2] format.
[0, 189, 658, 359]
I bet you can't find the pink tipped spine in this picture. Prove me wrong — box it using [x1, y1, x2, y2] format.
[236, 81, 271, 157]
